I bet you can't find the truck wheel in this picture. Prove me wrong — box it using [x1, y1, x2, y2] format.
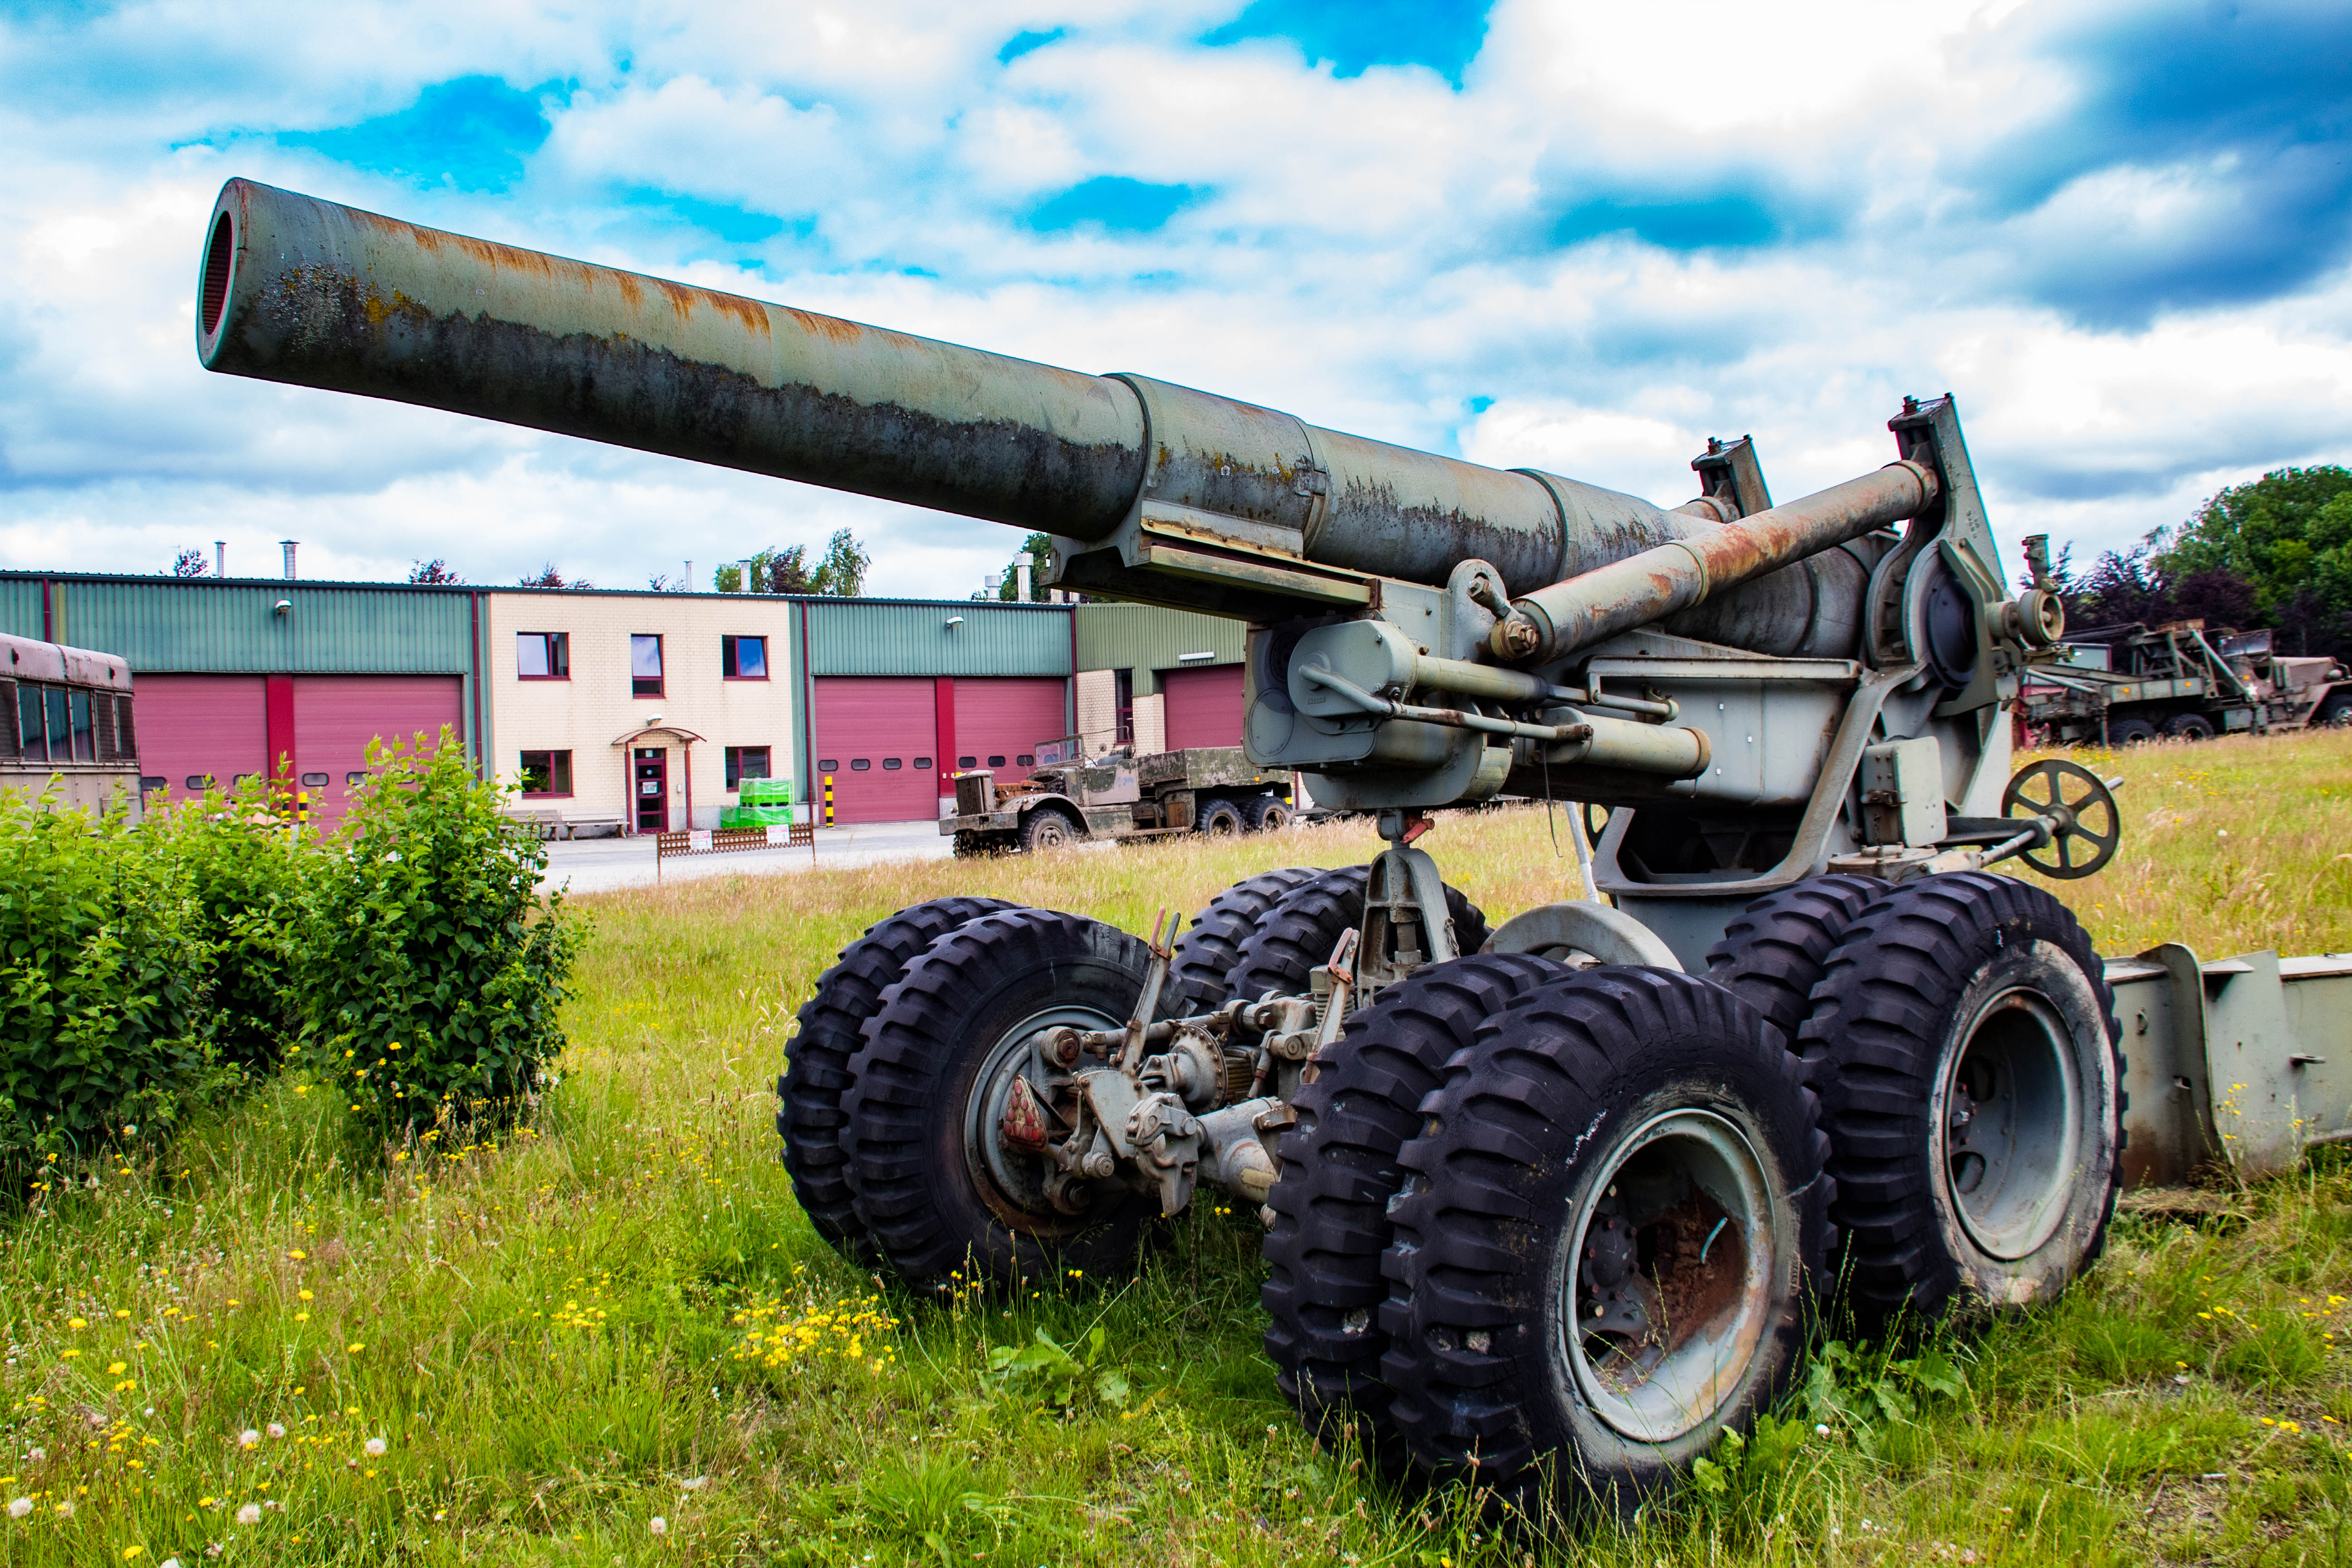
[1198, 798, 1245, 838]
[2318, 693, 2352, 726]
[1377, 967, 1831, 1520]
[1019, 805, 1082, 852]
[2109, 716, 2159, 745]
[1244, 793, 1292, 833]
[1801, 872, 2121, 1328]
[1262, 952, 1564, 1461]
[1703, 875, 1886, 1049]
[779, 896, 1020, 1262]
[1225, 866, 1490, 1006]
[842, 908, 1159, 1291]
[2163, 712, 2215, 740]
[1170, 867, 1327, 1012]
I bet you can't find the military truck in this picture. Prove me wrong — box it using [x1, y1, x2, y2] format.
[2020, 619, 2352, 744]
[946, 737, 1293, 853]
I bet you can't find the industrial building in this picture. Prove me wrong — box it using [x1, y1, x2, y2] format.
[0, 570, 1245, 831]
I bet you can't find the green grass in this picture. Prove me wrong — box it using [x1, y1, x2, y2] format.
[4, 730, 2352, 1565]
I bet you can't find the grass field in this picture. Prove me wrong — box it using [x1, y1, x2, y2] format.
[4, 730, 2351, 1567]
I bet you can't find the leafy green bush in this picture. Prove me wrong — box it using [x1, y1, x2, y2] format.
[298, 733, 584, 1138]
[0, 786, 218, 1169]
[148, 781, 307, 1074]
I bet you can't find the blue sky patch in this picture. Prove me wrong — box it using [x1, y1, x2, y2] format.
[278, 75, 556, 193]
[998, 28, 1064, 64]
[1025, 176, 1200, 234]
[1202, 0, 1492, 86]
[1549, 193, 1785, 251]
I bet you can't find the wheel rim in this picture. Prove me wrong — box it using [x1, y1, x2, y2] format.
[1204, 809, 1239, 837]
[963, 1003, 1121, 1235]
[1931, 986, 2082, 1262]
[1560, 1109, 1779, 1444]
[1032, 816, 1069, 847]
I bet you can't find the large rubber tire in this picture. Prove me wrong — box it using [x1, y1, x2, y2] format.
[779, 896, 1019, 1262]
[2318, 692, 2352, 727]
[1800, 872, 2121, 1329]
[1262, 953, 1565, 1462]
[1198, 798, 1245, 838]
[1703, 875, 1886, 1050]
[1018, 806, 1082, 852]
[1225, 865, 1491, 1007]
[1244, 793, 1292, 833]
[2109, 716, 2159, 745]
[1169, 867, 1328, 1013]
[2163, 712, 2215, 741]
[1377, 967, 1832, 1520]
[842, 908, 1159, 1291]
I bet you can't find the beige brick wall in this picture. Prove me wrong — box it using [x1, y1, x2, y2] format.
[1130, 692, 1165, 757]
[1074, 667, 1118, 755]
[486, 592, 798, 831]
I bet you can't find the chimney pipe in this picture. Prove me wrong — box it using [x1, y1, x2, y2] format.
[215, 540, 225, 577]
[1016, 560, 1033, 602]
[280, 539, 298, 580]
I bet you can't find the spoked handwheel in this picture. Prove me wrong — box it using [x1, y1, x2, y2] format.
[2001, 759, 2120, 879]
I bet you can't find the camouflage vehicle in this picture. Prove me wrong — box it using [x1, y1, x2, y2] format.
[946, 738, 1293, 853]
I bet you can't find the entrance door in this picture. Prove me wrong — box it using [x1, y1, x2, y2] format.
[1161, 664, 1246, 750]
[633, 748, 668, 833]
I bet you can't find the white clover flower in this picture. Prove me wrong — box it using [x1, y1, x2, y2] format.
[363, 1436, 387, 1457]
[239, 1429, 260, 1449]
[648, 1516, 667, 1536]
[235, 1503, 261, 1526]
[7, 1497, 31, 1520]
[162, 1559, 183, 1568]
[681, 1476, 706, 1491]
[25, 1450, 41, 1462]
[265, 1423, 285, 1440]
[1814, 1423, 1831, 1437]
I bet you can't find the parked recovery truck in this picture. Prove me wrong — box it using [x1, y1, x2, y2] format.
[946, 739, 1294, 853]
[2016, 538, 2352, 744]
[195, 180, 2352, 1527]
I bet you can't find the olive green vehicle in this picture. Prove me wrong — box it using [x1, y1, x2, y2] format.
[945, 740, 1293, 854]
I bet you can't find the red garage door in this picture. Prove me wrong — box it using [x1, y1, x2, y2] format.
[814, 677, 938, 823]
[134, 674, 267, 799]
[295, 676, 464, 826]
[1161, 664, 1245, 750]
[954, 677, 1067, 784]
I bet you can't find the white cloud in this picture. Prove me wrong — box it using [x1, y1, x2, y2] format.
[0, 0, 2347, 602]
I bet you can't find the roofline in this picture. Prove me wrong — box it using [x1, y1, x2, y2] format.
[0, 568, 1071, 610]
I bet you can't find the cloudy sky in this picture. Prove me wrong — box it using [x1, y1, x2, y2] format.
[4, 0, 2349, 597]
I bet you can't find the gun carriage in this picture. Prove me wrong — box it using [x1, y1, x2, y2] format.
[195, 180, 2352, 1516]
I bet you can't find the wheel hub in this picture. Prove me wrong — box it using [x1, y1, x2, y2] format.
[1563, 1109, 1778, 1444]
[1934, 987, 2082, 1261]
[964, 1004, 1121, 1232]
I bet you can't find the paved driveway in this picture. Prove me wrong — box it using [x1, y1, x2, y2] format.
[540, 818, 955, 895]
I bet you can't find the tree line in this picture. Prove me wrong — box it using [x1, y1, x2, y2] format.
[2038, 466, 2352, 659]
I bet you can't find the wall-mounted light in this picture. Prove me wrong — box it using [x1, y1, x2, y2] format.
[945, 615, 965, 629]
[1178, 650, 1215, 662]
[273, 599, 292, 617]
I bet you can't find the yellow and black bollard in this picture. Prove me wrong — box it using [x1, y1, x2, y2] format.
[823, 773, 834, 828]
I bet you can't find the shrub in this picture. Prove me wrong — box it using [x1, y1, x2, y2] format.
[0, 786, 219, 1170]
[149, 780, 309, 1075]
[297, 732, 584, 1138]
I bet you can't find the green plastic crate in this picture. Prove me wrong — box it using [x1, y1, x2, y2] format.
[737, 777, 794, 806]
[720, 804, 796, 828]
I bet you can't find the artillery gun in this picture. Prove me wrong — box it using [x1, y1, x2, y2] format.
[194, 180, 2352, 1518]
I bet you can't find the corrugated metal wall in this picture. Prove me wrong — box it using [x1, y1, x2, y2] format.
[12, 577, 475, 673]
[802, 599, 1071, 677]
[0, 578, 45, 640]
[1074, 603, 1245, 696]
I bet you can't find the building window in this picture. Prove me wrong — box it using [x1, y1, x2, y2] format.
[725, 745, 771, 789]
[1115, 668, 1134, 746]
[988, 755, 1006, 767]
[817, 758, 839, 773]
[16, 683, 45, 762]
[1017, 754, 1034, 766]
[958, 755, 976, 768]
[913, 756, 932, 770]
[881, 757, 902, 770]
[517, 632, 569, 679]
[519, 750, 574, 797]
[346, 771, 368, 786]
[630, 635, 664, 697]
[721, 635, 768, 680]
[299, 772, 328, 788]
[850, 758, 871, 771]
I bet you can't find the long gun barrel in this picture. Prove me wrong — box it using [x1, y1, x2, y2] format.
[193, 180, 1931, 618]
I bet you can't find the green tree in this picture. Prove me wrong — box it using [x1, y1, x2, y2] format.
[2159, 466, 2352, 619]
[986, 532, 1053, 601]
[740, 530, 870, 596]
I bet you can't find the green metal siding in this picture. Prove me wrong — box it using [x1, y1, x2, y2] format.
[803, 599, 1070, 677]
[29, 578, 473, 674]
[1074, 603, 1246, 696]
[0, 578, 43, 640]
